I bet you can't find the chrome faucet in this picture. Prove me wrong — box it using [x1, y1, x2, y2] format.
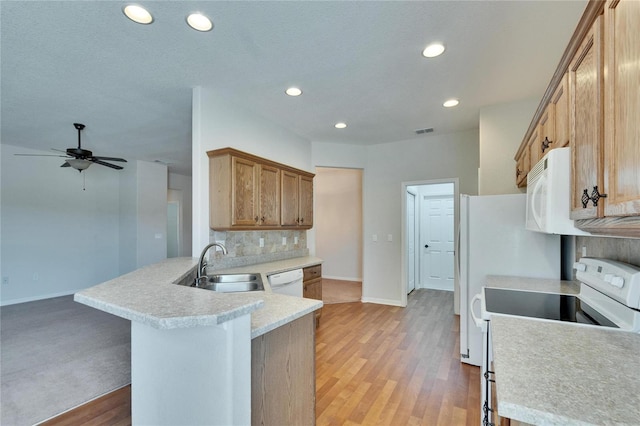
[194, 242, 227, 287]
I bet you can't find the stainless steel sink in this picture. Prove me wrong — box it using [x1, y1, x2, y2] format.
[193, 273, 264, 293]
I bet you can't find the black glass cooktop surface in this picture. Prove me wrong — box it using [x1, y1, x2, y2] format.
[484, 288, 618, 328]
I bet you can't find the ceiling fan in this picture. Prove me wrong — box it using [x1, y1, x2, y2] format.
[15, 123, 127, 172]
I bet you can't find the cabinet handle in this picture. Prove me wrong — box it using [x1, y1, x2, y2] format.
[255, 216, 259, 222]
[582, 186, 608, 208]
[261, 216, 265, 223]
[516, 168, 522, 177]
[590, 185, 607, 207]
[300, 217, 304, 224]
[541, 136, 553, 153]
[581, 189, 590, 208]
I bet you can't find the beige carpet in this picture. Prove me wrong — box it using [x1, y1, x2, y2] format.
[1, 295, 131, 426]
[322, 279, 362, 304]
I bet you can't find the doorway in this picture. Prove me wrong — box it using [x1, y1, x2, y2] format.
[401, 179, 458, 308]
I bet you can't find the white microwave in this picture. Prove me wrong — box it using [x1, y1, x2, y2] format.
[526, 147, 590, 235]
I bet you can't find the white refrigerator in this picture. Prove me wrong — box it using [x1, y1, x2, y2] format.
[459, 193, 560, 366]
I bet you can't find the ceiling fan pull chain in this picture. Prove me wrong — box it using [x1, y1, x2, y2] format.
[83, 172, 86, 191]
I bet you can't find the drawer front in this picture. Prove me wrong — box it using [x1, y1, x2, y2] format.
[303, 264, 322, 281]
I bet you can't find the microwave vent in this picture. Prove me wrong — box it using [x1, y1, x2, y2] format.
[527, 156, 548, 184]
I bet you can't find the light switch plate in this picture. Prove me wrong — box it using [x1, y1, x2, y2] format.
[387, 234, 393, 242]
[259, 238, 264, 248]
[372, 234, 378, 242]
[282, 237, 287, 245]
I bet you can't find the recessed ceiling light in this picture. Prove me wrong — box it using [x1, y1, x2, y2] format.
[443, 99, 459, 108]
[285, 87, 303, 97]
[186, 13, 213, 32]
[335, 122, 347, 129]
[123, 5, 154, 25]
[422, 43, 445, 58]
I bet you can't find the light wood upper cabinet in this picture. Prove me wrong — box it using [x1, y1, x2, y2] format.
[551, 73, 570, 148]
[208, 148, 314, 230]
[281, 171, 314, 229]
[537, 104, 556, 160]
[528, 125, 542, 173]
[258, 164, 280, 226]
[231, 156, 259, 226]
[570, 15, 605, 221]
[603, 0, 640, 217]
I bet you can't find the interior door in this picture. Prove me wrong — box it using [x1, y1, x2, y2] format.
[406, 191, 416, 294]
[421, 195, 455, 291]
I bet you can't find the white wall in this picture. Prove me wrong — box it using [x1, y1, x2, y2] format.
[136, 161, 168, 268]
[1, 145, 169, 305]
[1, 144, 120, 305]
[478, 98, 538, 195]
[315, 167, 363, 281]
[191, 87, 313, 255]
[168, 173, 193, 257]
[313, 130, 478, 306]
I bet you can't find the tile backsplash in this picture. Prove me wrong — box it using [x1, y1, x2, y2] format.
[575, 235, 640, 267]
[206, 229, 308, 270]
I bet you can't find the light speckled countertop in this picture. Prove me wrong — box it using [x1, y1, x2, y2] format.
[491, 315, 640, 425]
[75, 256, 323, 338]
[486, 276, 640, 425]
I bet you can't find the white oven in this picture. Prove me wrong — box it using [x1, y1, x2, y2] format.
[471, 258, 640, 425]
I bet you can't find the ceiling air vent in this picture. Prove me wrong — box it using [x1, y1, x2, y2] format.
[415, 127, 434, 135]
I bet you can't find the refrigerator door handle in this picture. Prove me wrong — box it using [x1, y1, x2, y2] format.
[470, 293, 486, 331]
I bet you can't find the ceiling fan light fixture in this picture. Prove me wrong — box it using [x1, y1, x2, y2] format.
[66, 159, 92, 171]
[123, 5, 154, 25]
[186, 13, 213, 32]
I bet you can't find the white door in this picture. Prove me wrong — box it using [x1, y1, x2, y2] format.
[420, 195, 455, 291]
[406, 191, 416, 293]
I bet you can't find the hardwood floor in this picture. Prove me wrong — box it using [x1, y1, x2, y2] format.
[41, 289, 480, 425]
[315, 289, 480, 426]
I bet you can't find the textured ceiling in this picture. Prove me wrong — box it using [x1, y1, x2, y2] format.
[1, 1, 587, 176]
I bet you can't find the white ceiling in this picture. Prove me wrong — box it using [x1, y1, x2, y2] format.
[1, 1, 587, 176]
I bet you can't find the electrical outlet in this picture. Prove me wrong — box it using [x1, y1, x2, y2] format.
[387, 234, 393, 242]
[259, 238, 265, 248]
[294, 236, 299, 245]
[372, 234, 378, 242]
[2, 277, 8, 285]
[282, 237, 287, 245]
[582, 246, 587, 257]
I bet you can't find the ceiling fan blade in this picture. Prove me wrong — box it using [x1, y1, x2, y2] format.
[15, 153, 69, 157]
[91, 156, 127, 162]
[61, 162, 71, 167]
[91, 159, 123, 170]
[51, 148, 68, 154]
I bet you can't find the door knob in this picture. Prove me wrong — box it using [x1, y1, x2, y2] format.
[425, 244, 429, 248]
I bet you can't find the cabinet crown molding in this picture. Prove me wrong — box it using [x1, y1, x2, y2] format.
[207, 147, 315, 178]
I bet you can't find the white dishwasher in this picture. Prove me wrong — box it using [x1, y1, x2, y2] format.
[268, 269, 303, 297]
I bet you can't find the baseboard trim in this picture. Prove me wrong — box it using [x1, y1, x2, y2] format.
[1, 290, 76, 306]
[322, 275, 362, 282]
[361, 297, 405, 307]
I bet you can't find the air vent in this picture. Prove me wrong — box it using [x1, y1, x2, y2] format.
[415, 127, 434, 135]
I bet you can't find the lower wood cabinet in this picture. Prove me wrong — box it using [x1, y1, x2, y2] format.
[251, 313, 316, 426]
[303, 264, 322, 327]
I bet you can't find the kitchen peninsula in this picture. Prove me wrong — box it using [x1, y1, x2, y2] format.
[75, 256, 323, 425]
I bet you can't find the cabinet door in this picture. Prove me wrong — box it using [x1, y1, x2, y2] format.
[281, 170, 299, 226]
[231, 157, 258, 226]
[258, 164, 280, 226]
[604, 0, 640, 216]
[570, 16, 604, 220]
[552, 73, 570, 148]
[298, 174, 314, 228]
[528, 126, 541, 170]
[539, 103, 556, 157]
